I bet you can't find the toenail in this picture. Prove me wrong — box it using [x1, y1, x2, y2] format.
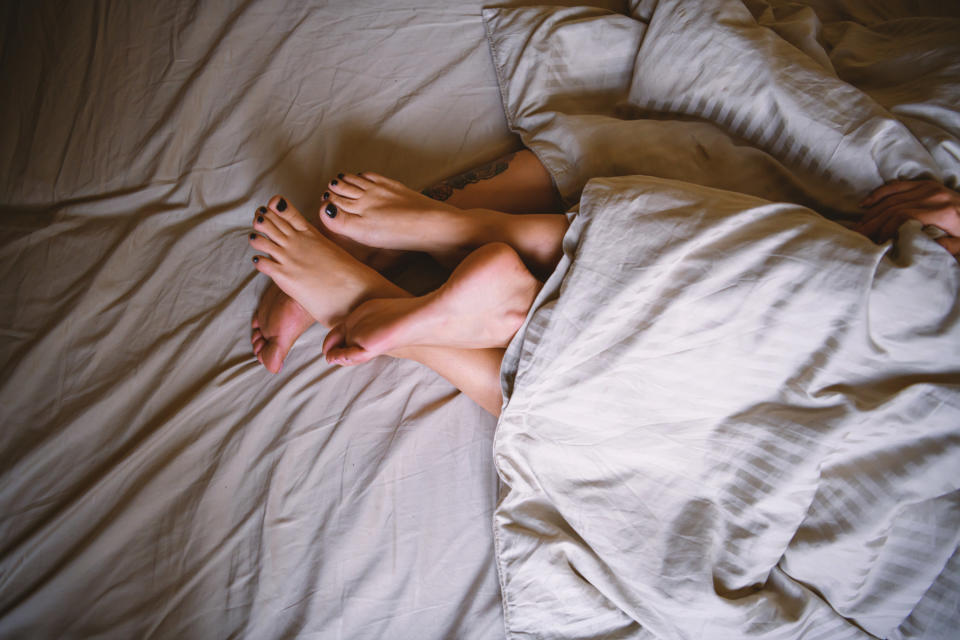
[337, 173, 344, 179]
[257, 215, 264, 223]
[323, 191, 330, 200]
[331, 179, 338, 186]
[253, 256, 259, 263]
[325, 203, 338, 218]
[249, 233, 256, 239]
[277, 198, 287, 212]
[258, 206, 267, 214]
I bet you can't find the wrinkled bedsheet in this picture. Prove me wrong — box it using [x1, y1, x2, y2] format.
[485, 1, 960, 638]
[0, 0, 610, 637]
[4, 0, 960, 638]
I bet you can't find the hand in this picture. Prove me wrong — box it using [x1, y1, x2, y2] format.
[854, 180, 960, 261]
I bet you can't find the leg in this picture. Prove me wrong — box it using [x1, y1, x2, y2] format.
[249, 196, 506, 415]
[421, 149, 563, 214]
[392, 345, 505, 416]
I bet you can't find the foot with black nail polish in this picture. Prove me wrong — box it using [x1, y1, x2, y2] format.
[317, 171, 496, 257]
[248, 195, 403, 360]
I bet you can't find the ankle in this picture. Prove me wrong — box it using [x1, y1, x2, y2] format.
[464, 208, 509, 246]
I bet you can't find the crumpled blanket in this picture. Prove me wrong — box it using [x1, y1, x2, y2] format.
[484, 1, 960, 638]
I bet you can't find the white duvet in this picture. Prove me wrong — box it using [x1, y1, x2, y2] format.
[485, 1, 960, 638]
[496, 176, 960, 639]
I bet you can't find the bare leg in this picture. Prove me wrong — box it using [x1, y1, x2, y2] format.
[251, 149, 562, 373]
[392, 345, 505, 416]
[421, 149, 563, 214]
[249, 196, 505, 415]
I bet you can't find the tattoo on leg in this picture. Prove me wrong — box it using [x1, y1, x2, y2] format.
[422, 152, 517, 201]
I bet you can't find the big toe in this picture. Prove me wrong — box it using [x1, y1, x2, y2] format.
[259, 338, 292, 374]
[317, 198, 357, 239]
[268, 195, 310, 230]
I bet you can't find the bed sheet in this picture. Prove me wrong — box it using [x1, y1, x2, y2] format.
[0, 0, 644, 637]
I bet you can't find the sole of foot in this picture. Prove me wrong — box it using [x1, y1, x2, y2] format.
[251, 282, 315, 374]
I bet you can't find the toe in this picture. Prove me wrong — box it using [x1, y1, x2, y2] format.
[329, 179, 364, 199]
[252, 254, 279, 277]
[317, 200, 355, 237]
[254, 209, 287, 243]
[326, 344, 374, 366]
[322, 324, 347, 357]
[341, 172, 376, 190]
[359, 171, 402, 189]
[268, 195, 310, 230]
[249, 232, 281, 257]
[325, 191, 360, 215]
[358, 171, 387, 184]
[323, 323, 375, 366]
[253, 335, 265, 355]
[260, 342, 285, 374]
[263, 207, 296, 236]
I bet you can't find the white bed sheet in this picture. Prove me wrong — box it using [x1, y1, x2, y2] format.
[0, 0, 638, 637]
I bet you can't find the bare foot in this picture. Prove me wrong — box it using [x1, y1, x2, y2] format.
[318, 221, 410, 273]
[251, 282, 315, 374]
[249, 196, 408, 333]
[317, 171, 496, 256]
[320, 243, 540, 365]
[247, 188, 420, 375]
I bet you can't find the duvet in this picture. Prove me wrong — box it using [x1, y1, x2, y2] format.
[485, 1, 960, 638]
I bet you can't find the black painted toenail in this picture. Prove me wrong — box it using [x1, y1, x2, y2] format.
[331, 179, 338, 186]
[323, 191, 330, 200]
[325, 203, 338, 218]
[249, 233, 256, 239]
[253, 256, 259, 263]
[277, 198, 287, 212]
[337, 173, 344, 179]
[258, 206, 267, 214]
[257, 215, 264, 223]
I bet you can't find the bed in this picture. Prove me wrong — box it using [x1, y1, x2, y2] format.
[1, 1, 959, 639]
